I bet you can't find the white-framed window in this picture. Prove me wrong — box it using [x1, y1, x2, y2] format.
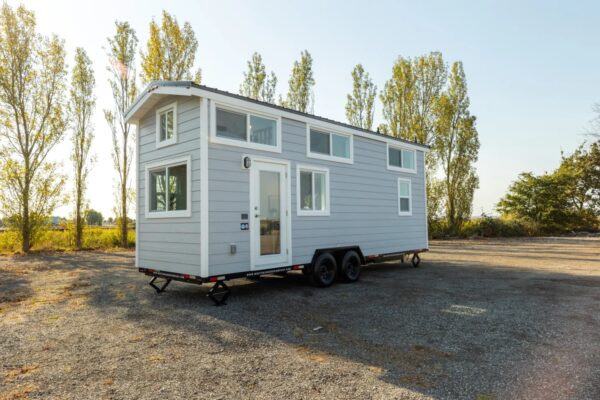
[387, 144, 416, 173]
[155, 102, 178, 148]
[398, 178, 412, 216]
[296, 164, 330, 216]
[145, 156, 192, 219]
[306, 125, 353, 164]
[210, 102, 282, 153]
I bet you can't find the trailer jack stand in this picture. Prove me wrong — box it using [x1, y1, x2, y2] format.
[149, 276, 171, 293]
[207, 281, 230, 306]
[411, 253, 421, 268]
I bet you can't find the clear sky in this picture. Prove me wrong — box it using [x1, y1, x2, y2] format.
[11, 0, 600, 218]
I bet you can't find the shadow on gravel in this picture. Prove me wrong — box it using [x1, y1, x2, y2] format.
[79, 251, 600, 399]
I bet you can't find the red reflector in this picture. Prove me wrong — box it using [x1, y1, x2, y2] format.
[292, 265, 301, 270]
[183, 274, 190, 280]
[148, 269, 156, 273]
[209, 277, 218, 282]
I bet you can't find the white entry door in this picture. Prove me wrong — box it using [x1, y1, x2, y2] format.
[250, 159, 291, 270]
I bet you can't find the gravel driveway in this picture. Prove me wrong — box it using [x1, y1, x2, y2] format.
[1, 238, 599, 399]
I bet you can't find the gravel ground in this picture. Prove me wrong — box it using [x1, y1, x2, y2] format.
[0, 237, 599, 400]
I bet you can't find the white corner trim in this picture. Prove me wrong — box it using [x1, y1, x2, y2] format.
[209, 101, 282, 153]
[155, 101, 178, 149]
[423, 157, 429, 248]
[387, 143, 417, 174]
[398, 177, 413, 216]
[200, 98, 209, 278]
[144, 155, 192, 219]
[306, 124, 354, 164]
[134, 120, 140, 268]
[296, 164, 331, 217]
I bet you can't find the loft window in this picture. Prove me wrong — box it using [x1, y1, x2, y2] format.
[214, 106, 279, 151]
[388, 145, 416, 172]
[155, 102, 177, 147]
[307, 127, 352, 163]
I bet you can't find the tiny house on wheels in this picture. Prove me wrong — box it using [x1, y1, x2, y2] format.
[125, 81, 429, 305]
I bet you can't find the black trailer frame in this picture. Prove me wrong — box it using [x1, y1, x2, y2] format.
[140, 248, 428, 306]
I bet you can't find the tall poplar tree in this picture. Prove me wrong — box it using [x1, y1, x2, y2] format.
[69, 48, 96, 250]
[345, 64, 376, 130]
[104, 21, 137, 248]
[282, 50, 315, 113]
[140, 10, 201, 84]
[0, 4, 67, 252]
[433, 62, 480, 233]
[239, 52, 277, 103]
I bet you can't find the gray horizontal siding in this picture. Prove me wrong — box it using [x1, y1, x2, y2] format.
[137, 96, 201, 275]
[208, 116, 427, 275]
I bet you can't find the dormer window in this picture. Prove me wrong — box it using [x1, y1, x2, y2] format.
[156, 102, 177, 148]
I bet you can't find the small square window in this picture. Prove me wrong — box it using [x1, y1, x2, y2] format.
[146, 157, 191, 218]
[310, 130, 330, 155]
[298, 167, 329, 216]
[216, 108, 246, 141]
[388, 145, 416, 172]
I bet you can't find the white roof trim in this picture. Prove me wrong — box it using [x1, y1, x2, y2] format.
[125, 85, 429, 152]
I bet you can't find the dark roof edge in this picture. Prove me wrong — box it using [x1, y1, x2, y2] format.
[129, 80, 431, 150]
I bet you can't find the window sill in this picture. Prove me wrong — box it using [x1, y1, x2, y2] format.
[145, 210, 192, 219]
[156, 138, 177, 149]
[398, 212, 413, 217]
[306, 151, 353, 165]
[210, 135, 282, 153]
[297, 210, 330, 217]
[387, 165, 417, 174]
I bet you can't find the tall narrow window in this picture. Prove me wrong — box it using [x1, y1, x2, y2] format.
[297, 166, 329, 216]
[398, 178, 412, 216]
[156, 102, 177, 147]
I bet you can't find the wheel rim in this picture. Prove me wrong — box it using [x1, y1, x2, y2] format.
[319, 261, 333, 282]
[345, 257, 359, 279]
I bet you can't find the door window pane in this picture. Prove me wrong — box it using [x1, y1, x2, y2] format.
[310, 129, 330, 155]
[332, 134, 350, 158]
[300, 171, 313, 210]
[150, 169, 166, 211]
[388, 147, 402, 167]
[168, 165, 187, 211]
[314, 172, 326, 211]
[216, 108, 246, 141]
[250, 115, 276, 146]
[402, 150, 415, 169]
[260, 171, 281, 256]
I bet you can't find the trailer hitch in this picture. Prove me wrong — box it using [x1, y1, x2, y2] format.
[207, 281, 230, 306]
[149, 276, 172, 293]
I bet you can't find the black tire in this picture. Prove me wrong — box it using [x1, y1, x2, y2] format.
[309, 252, 337, 287]
[339, 250, 361, 283]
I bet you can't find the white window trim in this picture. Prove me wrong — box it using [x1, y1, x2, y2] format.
[398, 178, 412, 216]
[296, 164, 330, 216]
[387, 143, 417, 174]
[145, 155, 192, 219]
[306, 125, 354, 164]
[155, 102, 178, 148]
[210, 102, 282, 153]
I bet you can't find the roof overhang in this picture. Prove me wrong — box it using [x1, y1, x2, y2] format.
[124, 82, 195, 124]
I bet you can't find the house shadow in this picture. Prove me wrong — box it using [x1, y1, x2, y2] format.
[81, 250, 600, 399]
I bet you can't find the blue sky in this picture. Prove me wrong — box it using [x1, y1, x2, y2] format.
[14, 0, 600, 218]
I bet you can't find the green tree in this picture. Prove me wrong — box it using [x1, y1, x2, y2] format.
[239, 52, 277, 103]
[69, 48, 96, 250]
[140, 10, 201, 85]
[282, 50, 315, 113]
[0, 4, 68, 252]
[497, 172, 573, 232]
[104, 21, 137, 248]
[433, 62, 480, 234]
[558, 141, 600, 217]
[86, 209, 103, 226]
[345, 64, 376, 130]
